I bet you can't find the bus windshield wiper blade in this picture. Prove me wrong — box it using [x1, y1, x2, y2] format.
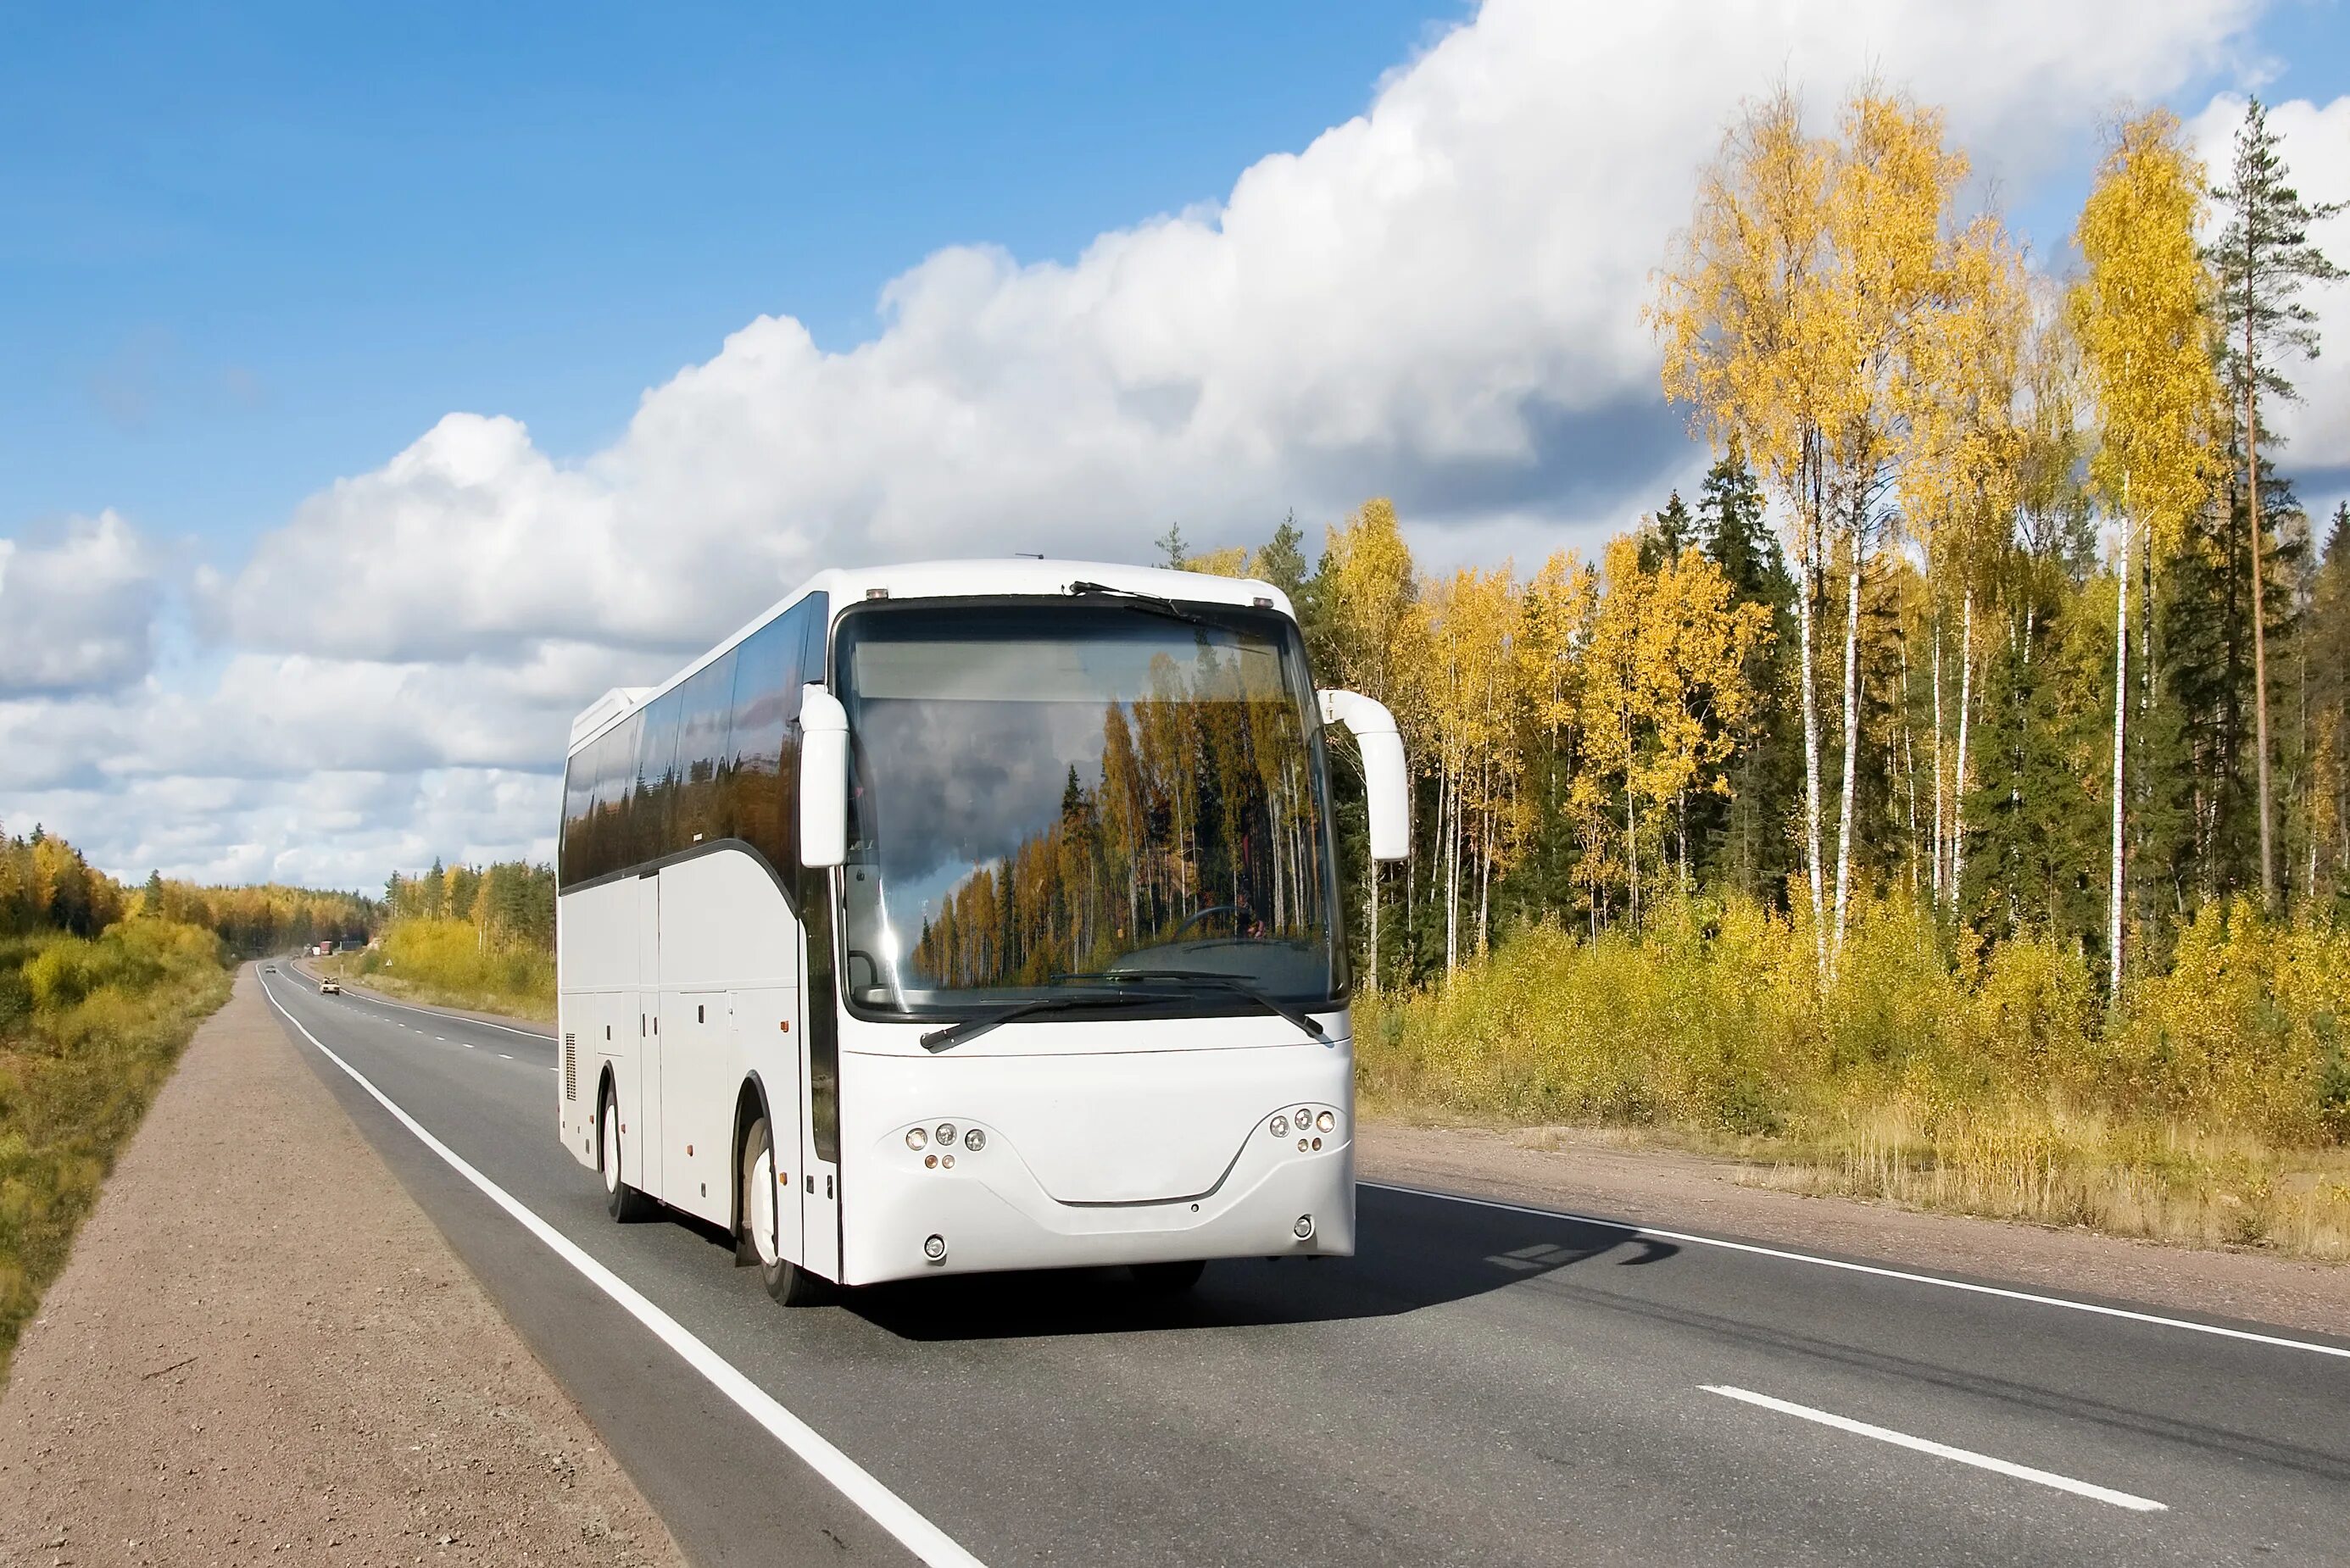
[918, 988, 1179, 1053]
[1065, 580, 1210, 626]
[1052, 968, 1328, 1043]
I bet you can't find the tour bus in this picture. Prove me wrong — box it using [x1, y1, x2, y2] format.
[555, 559, 1406, 1302]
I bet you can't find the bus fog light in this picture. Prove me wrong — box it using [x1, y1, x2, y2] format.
[1316, 1110, 1334, 1133]
[941, 1154, 955, 1170]
[936, 1123, 955, 1145]
[1293, 1215, 1315, 1240]
[1271, 1115, 1289, 1137]
[923, 1233, 948, 1261]
[924, 1154, 937, 1169]
[905, 1127, 927, 1151]
[963, 1127, 985, 1152]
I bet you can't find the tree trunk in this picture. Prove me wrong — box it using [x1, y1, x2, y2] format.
[1952, 591, 1974, 904]
[2109, 502, 2131, 1002]
[2247, 326, 2277, 910]
[1832, 540, 1863, 965]
[1932, 615, 1946, 906]
[1797, 514, 1827, 974]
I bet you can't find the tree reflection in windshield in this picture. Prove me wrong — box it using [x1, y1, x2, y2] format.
[837, 604, 1336, 1013]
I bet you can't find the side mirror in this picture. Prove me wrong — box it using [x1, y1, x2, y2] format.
[1317, 689, 1408, 862]
[799, 684, 849, 869]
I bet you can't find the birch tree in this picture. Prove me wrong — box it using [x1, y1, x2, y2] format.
[2070, 110, 2219, 997]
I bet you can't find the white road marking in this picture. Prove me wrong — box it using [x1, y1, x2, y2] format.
[1365, 1181, 2350, 1361]
[1701, 1385, 2167, 1512]
[499, 1053, 514, 1060]
[334, 985, 552, 1041]
[258, 974, 988, 1568]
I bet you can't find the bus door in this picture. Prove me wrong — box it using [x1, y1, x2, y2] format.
[798, 870, 842, 1282]
[637, 870, 664, 1198]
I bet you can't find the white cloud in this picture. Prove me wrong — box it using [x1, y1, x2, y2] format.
[8, 0, 2285, 886]
[2189, 90, 2350, 519]
[0, 511, 162, 695]
[210, 0, 2263, 668]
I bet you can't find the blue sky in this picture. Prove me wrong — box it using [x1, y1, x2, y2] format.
[1, 2, 1463, 556]
[1, 0, 2344, 888]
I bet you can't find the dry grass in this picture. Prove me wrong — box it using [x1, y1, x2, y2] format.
[0, 920, 231, 1380]
[1357, 892, 2350, 1262]
[321, 916, 554, 1021]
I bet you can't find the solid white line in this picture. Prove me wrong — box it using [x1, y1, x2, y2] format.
[1361, 1181, 2350, 1360]
[1701, 1385, 2166, 1512]
[257, 975, 987, 1568]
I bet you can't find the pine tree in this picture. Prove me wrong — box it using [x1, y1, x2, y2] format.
[1154, 524, 1190, 570]
[2209, 96, 2345, 908]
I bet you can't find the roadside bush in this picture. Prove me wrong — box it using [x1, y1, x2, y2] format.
[331, 915, 554, 1020]
[0, 916, 231, 1380]
[1357, 889, 2350, 1257]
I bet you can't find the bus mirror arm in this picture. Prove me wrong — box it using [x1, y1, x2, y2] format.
[799, 685, 849, 869]
[1317, 689, 1407, 862]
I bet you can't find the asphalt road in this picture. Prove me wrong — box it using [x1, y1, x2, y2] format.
[256, 965, 2350, 1567]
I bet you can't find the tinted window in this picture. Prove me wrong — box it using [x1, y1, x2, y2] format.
[593, 710, 643, 881]
[727, 600, 808, 878]
[560, 742, 597, 888]
[673, 650, 738, 848]
[631, 691, 685, 867]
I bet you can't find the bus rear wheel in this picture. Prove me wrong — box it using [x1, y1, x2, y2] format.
[739, 1115, 830, 1306]
[599, 1085, 654, 1222]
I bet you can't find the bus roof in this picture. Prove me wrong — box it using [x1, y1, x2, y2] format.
[566, 557, 1295, 753]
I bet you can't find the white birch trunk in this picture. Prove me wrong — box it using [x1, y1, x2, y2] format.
[1832, 542, 1863, 965]
[1951, 590, 1974, 904]
[2109, 505, 2131, 1000]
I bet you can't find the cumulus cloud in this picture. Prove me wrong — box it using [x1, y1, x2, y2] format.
[9, 0, 2292, 885]
[211, 0, 2262, 671]
[0, 511, 163, 695]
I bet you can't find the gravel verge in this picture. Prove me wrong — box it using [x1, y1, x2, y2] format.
[0, 967, 683, 1567]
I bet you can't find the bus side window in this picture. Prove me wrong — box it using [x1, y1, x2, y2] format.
[724, 601, 806, 898]
[631, 689, 685, 868]
[671, 648, 737, 848]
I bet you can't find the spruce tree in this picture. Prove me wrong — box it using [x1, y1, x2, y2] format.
[1696, 443, 1800, 901]
[2210, 95, 2344, 907]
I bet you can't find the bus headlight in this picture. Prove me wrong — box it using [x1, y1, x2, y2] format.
[1271, 1115, 1289, 1137]
[905, 1127, 927, 1151]
[963, 1127, 985, 1152]
[936, 1123, 956, 1145]
[1316, 1110, 1334, 1133]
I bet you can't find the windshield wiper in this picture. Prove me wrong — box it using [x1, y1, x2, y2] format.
[1066, 580, 1210, 626]
[1051, 968, 1329, 1043]
[919, 988, 1180, 1053]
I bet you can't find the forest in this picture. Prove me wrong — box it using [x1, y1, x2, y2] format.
[1189, 91, 2350, 1255]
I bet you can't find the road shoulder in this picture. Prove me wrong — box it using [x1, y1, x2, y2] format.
[1362, 1120, 2350, 1341]
[0, 966, 683, 1566]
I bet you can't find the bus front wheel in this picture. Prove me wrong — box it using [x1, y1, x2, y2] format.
[599, 1085, 654, 1222]
[739, 1115, 831, 1306]
[1132, 1259, 1206, 1293]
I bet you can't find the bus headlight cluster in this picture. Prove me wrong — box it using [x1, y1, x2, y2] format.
[1316, 1110, 1335, 1133]
[910, 1124, 984, 1165]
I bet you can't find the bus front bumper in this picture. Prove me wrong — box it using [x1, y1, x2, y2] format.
[840, 1132, 1356, 1286]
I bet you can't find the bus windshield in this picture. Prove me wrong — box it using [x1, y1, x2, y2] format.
[834, 598, 1340, 1020]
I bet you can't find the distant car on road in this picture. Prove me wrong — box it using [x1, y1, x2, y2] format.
[319, 978, 342, 995]
[264, 964, 276, 973]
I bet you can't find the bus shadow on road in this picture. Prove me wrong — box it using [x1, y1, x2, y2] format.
[845, 1184, 1676, 1342]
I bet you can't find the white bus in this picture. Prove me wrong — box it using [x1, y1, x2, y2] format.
[556, 559, 1406, 1302]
